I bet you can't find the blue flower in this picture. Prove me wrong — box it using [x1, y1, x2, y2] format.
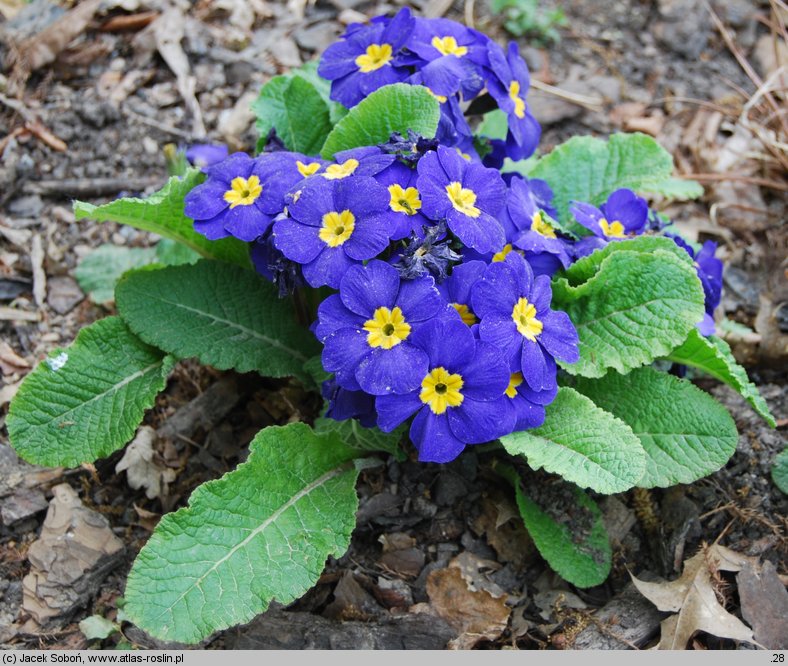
[318, 8, 414, 108]
[471, 252, 579, 392]
[380, 129, 440, 165]
[376, 318, 511, 463]
[484, 42, 541, 160]
[404, 18, 488, 99]
[250, 229, 303, 297]
[185, 143, 228, 168]
[500, 363, 557, 432]
[374, 160, 431, 240]
[667, 234, 723, 335]
[184, 152, 287, 242]
[438, 260, 486, 327]
[326, 146, 396, 180]
[322, 378, 377, 428]
[273, 176, 392, 288]
[317, 260, 446, 394]
[417, 145, 506, 253]
[570, 188, 649, 257]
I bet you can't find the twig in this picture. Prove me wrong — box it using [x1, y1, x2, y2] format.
[464, 0, 476, 29]
[682, 172, 788, 191]
[23, 176, 163, 198]
[122, 106, 192, 139]
[0, 306, 40, 322]
[530, 79, 604, 112]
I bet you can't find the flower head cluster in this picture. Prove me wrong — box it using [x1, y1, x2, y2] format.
[667, 234, 723, 335]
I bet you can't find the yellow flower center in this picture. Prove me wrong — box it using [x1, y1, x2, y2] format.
[505, 372, 524, 399]
[363, 306, 411, 349]
[451, 303, 478, 326]
[388, 184, 422, 216]
[297, 161, 321, 177]
[355, 43, 393, 73]
[492, 244, 514, 262]
[600, 218, 626, 238]
[431, 35, 468, 57]
[511, 297, 543, 342]
[445, 181, 480, 218]
[223, 175, 262, 209]
[456, 148, 471, 161]
[508, 81, 526, 119]
[426, 88, 448, 104]
[420, 366, 464, 415]
[323, 159, 359, 180]
[531, 211, 557, 238]
[319, 210, 356, 247]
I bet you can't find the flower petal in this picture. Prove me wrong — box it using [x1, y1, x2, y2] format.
[356, 343, 428, 395]
[340, 260, 400, 317]
[273, 217, 323, 263]
[376, 392, 423, 431]
[410, 409, 466, 463]
[448, 395, 512, 443]
[302, 246, 356, 288]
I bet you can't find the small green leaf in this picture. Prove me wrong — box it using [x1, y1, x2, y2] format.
[291, 61, 348, 125]
[497, 463, 611, 588]
[321, 84, 440, 159]
[552, 248, 705, 378]
[476, 108, 508, 140]
[75, 240, 200, 305]
[501, 387, 645, 494]
[772, 449, 788, 495]
[123, 423, 362, 643]
[530, 133, 703, 227]
[115, 260, 320, 381]
[667, 330, 775, 427]
[315, 416, 406, 461]
[74, 170, 251, 269]
[7, 317, 173, 467]
[79, 615, 118, 641]
[574, 367, 739, 488]
[252, 75, 332, 155]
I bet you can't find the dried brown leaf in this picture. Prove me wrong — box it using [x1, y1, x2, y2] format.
[632, 544, 757, 649]
[115, 426, 177, 500]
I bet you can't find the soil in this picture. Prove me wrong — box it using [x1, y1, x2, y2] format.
[1, 0, 786, 651]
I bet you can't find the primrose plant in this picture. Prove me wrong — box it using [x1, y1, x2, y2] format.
[7, 8, 775, 644]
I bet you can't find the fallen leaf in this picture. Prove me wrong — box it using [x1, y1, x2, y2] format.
[737, 560, 788, 649]
[115, 426, 177, 500]
[0, 340, 30, 375]
[632, 544, 757, 649]
[426, 554, 511, 649]
[29, 234, 46, 309]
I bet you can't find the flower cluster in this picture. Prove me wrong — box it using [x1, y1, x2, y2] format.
[182, 11, 725, 463]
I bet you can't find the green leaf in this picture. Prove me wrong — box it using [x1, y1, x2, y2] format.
[74, 170, 251, 269]
[314, 416, 406, 462]
[321, 84, 440, 159]
[252, 75, 332, 155]
[496, 463, 611, 588]
[667, 330, 776, 427]
[115, 260, 320, 381]
[500, 387, 645, 494]
[80, 615, 118, 641]
[74, 240, 200, 305]
[559, 236, 693, 286]
[123, 422, 362, 643]
[476, 108, 508, 140]
[290, 60, 348, 126]
[529, 133, 703, 227]
[7, 317, 173, 467]
[552, 248, 705, 378]
[772, 449, 788, 495]
[573, 367, 739, 488]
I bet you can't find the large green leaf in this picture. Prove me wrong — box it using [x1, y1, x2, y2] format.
[7, 317, 173, 467]
[252, 75, 332, 155]
[501, 387, 645, 494]
[74, 240, 200, 305]
[667, 330, 775, 427]
[497, 463, 611, 588]
[574, 367, 739, 488]
[314, 416, 406, 462]
[123, 423, 362, 643]
[74, 170, 251, 269]
[115, 260, 320, 381]
[321, 84, 440, 159]
[529, 133, 703, 227]
[552, 249, 705, 377]
[772, 449, 788, 495]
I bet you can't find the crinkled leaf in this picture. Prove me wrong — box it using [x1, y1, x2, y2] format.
[529, 133, 703, 227]
[560, 236, 693, 286]
[75, 240, 199, 305]
[667, 329, 775, 427]
[315, 416, 406, 462]
[574, 367, 738, 488]
[290, 60, 348, 125]
[123, 422, 362, 643]
[115, 260, 320, 381]
[552, 249, 705, 377]
[7, 317, 173, 467]
[500, 387, 645, 494]
[74, 169, 251, 269]
[772, 449, 788, 495]
[252, 74, 332, 155]
[497, 463, 611, 588]
[321, 83, 440, 159]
